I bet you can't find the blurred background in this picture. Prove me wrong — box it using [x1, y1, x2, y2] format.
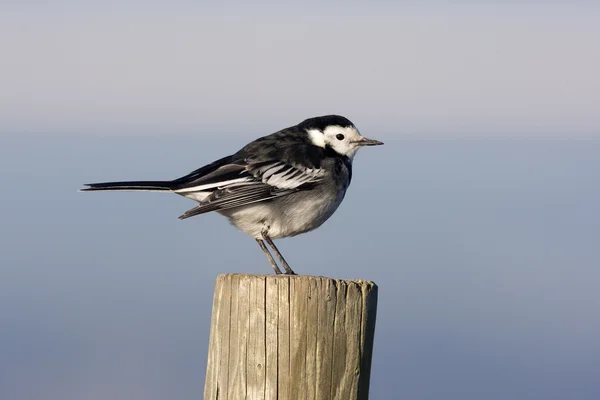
[1, 2, 599, 399]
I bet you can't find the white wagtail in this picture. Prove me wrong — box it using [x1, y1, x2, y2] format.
[81, 115, 383, 275]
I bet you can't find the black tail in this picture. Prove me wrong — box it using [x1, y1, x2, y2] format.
[80, 180, 173, 192]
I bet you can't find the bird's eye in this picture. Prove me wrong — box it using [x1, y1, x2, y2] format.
[336, 134, 345, 141]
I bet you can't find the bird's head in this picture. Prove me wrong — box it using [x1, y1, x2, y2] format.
[302, 115, 383, 159]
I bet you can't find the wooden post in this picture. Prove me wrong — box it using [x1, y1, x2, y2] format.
[203, 274, 378, 400]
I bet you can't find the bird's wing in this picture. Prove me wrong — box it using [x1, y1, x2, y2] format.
[171, 156, 250, 194]
[177, 161, 325, 219]
[247, 161, 326, 189]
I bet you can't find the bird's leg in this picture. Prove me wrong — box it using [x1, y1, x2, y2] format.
[256, 239, 282, 275]
[264, 235, 296, 275]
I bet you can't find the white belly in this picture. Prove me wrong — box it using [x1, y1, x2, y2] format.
[220, 187, 346, 239]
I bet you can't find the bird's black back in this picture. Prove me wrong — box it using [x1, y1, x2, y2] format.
[171, 115, 354, 190]
[234, 115, 354, 170]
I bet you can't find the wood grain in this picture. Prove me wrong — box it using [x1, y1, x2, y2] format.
[204, 274, 378, 400]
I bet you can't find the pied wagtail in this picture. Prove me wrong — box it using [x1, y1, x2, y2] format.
[81, 115, 383, 275]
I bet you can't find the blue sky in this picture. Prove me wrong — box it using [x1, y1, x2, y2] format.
[1, 3, 600, 400]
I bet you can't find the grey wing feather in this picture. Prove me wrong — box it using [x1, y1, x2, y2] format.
[248, 161, 326, 189]
[178, 183, 289, 219]
[177, 161, 325, 220]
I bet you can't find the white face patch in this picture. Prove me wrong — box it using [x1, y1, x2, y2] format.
[306, 128, 326, 148]
[322, 125, 363, 158]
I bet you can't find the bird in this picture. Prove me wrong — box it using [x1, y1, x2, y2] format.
[80, 115, 383, 275]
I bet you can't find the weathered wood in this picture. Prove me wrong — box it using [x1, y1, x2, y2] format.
[204, 274, 378, 400]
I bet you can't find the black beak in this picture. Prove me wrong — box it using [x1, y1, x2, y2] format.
[356, 137, 384, 146]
